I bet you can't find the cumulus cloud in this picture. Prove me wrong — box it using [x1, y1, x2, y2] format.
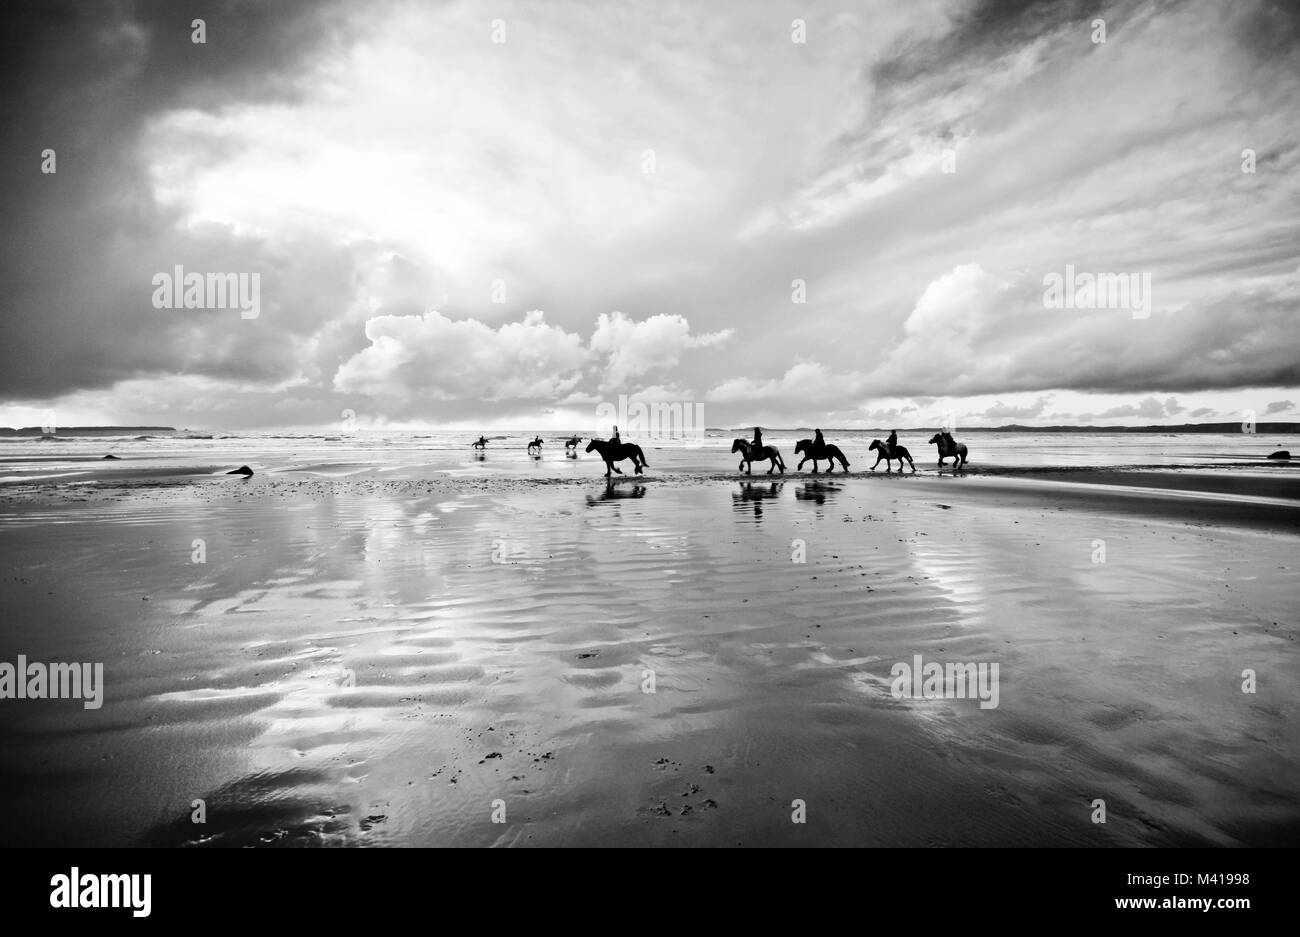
[1265, 400, 1294, 414]
[334, 310, 587, 405]
[981, 396, 1051, 420]
[1093, 396, 1181, 420]
[589, 312, 732, 390]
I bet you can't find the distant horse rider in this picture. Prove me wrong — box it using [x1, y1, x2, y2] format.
[473, 435, 487, 449]
[886, 429, 898, 453]
[751, 426, 764, 451]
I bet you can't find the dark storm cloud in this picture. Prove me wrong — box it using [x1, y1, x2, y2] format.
[0, 0, 353, 397]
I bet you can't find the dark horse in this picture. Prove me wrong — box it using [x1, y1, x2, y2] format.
[928, 433, 968, 469]
[794, 438, 850, 473]
[527, 436, 543, 455]
[585, 438, 649, 478]
[868, 439, 915, 472]
[564, 435, 583, 450]
[731, 438, 785, 475]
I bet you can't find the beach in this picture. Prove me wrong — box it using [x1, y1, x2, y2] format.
[1, 438, 1297, 847]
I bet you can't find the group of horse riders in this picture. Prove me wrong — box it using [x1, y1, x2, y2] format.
[471, 426, 967, 477]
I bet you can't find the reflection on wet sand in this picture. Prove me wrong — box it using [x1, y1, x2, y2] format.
[731, 481, 783, 519]
[1, 473, 1297, 847]
[794, 481, 841, 505]
[586, 481, 647, 505]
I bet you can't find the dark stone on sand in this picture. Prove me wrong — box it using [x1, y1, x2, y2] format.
[227, 465, 254, 476]
[102, 454, 119, 460]
[1267, 450, 1291, 460]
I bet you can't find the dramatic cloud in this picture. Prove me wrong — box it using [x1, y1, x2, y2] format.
[2, 0, 1298, 428]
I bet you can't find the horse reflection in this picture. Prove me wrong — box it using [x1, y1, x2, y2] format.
[795, 481, 841, 505]
[732, 481, 783, 518]
[586, 481, 647, 505]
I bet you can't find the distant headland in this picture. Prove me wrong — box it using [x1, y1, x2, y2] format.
[0, 426, 177, 436]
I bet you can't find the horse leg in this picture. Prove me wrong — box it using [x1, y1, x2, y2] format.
[604, 460, 612, 478]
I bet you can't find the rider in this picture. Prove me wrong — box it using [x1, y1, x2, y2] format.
[475, 435, 487, 449]
[611, 425, 621, 446]
[940, 427, 954, 448]
[813, 428, 826, 454]
[886, 429, 898, 452]
[751, 426, 763, 451]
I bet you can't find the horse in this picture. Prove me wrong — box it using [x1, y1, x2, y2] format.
[526, 436, 544, 455]
[928, 433, 968, 469]
[794, 439, 851, 473]
[564, 435, 583, 451]
[731, 438, 785, 475]
[585, 438, 649, 478]
[868, 439, 915, 473]
[471, 437, 487, 450]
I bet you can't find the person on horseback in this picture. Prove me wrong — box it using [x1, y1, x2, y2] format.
[752, 426, 763, 451]
[611, 425, 621, 446]
[474, 435, 487, 449]
[886, 429, 898, 453]
[940, 428, 954, 449]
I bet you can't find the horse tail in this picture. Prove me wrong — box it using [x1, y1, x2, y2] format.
[634, 445, 647, 466]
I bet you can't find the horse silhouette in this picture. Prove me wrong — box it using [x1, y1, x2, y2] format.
[526, 436, 544, 455]
[564, 436, 583, 450]
[586, 438, 648, 478]
[794, 438, 850, 473]
[731, 438, 785, 475]
[928, 433, 968, 469]
[471, 436, 487, 450]
[868, 439, 915, 472]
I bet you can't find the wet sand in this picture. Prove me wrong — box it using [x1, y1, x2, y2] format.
[0, 469, 1296, 846]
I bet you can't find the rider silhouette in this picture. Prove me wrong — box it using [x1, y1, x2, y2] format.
[752, 426, 763, 450]
[611, 425, 620, 445]
[813, 428, 825, 454]
[886, 429, 898, 452]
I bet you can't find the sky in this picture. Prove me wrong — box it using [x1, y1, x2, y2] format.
[2, 0, 1298, 432]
